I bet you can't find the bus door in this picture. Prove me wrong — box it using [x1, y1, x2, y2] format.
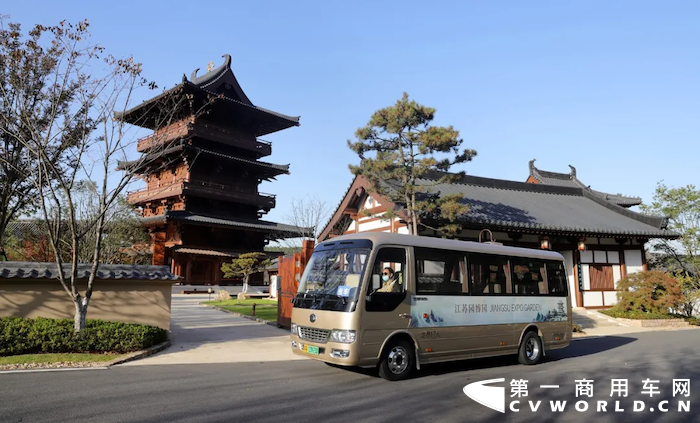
[359, 246, 411, 360]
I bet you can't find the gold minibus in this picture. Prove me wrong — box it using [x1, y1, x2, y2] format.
[290, 232, 572, 380]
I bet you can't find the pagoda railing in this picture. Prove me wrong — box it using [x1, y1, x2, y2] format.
[126, 178, 275, 208]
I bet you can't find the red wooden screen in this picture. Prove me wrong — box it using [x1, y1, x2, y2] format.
[276, 240, 314, 328]
[589, 264, 614, 290]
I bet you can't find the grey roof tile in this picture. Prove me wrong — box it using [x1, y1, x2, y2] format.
[141, 211, 312, 238]
[407, 172, 678, 238]
[0, 263, 179, 280]
[528, 160, 642, 206]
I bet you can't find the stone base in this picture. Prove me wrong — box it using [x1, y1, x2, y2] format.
[616, 318, 690, 328]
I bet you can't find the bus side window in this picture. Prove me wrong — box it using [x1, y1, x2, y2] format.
[546, 261, 568, 296]
[512, 258, 547, 295]
[415, 247, 466, 295]
[469, 254, 511, 295]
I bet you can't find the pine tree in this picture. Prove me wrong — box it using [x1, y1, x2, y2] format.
[348, 93, 476, 237]
[221, 252, 271, 294]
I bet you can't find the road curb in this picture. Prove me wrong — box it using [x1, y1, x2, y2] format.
[106, 340, 172, 367]
[208, 305, 287, 330]
[0, 341, 171, 373]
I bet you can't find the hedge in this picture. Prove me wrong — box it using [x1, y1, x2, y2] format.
[0, 317, 168, 356]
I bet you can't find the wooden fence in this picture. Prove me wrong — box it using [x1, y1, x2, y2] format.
[277, 240, 314, 328]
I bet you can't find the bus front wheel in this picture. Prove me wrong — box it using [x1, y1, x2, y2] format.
[378, 340, 415, 381]
[518, 331, 543, 365]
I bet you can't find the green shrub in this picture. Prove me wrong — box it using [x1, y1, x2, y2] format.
[688, 317, 700, 326]
[0, 317, 168, 356]
[572, 324, 584, 333]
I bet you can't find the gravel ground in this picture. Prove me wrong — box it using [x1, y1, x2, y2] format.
[0, 361, 108, 371]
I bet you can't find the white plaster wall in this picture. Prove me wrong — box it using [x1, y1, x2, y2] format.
[613, 265, 622, 286]
[561, 251, 579, 307]
[357, 218, 391, 231]
[608, 251, 620, 264]
[604, 291, 618, 306]
[582, 265, 591, 290]
[347, 220, 356, 232]
[397, 226, 409, 234]
[583, 291, 604, 307]
[594, 251, 607, 263]
[580, 251, 593, 263]
[624, 250, 644, 274]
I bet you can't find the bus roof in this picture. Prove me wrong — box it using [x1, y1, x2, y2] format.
[318, 232, 565, 261]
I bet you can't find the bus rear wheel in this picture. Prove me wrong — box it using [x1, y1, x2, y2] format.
[378, 340, 415, 381]
[518, 331, 543, 365]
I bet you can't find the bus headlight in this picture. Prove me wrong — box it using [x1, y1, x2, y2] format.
[330, 329, 356, 344]
[291, 323, 299, 336]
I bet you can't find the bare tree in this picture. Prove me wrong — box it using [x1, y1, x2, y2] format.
[0, 18, 194, 331]
[281, 194, 330, 249]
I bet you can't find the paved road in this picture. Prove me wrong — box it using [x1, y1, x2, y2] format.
[121, 295, 300, 365]
[2, 331, 699, 423]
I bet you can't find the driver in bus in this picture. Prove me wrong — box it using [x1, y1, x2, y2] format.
[376, 267, 401, 293]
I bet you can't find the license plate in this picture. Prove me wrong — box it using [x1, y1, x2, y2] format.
[304, 345, 320, 355]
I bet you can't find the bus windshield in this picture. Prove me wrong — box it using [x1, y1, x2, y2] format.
[294, 247, 370, 312]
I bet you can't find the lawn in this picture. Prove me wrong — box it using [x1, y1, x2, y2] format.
[204, 298, 278, 322]
[0, 353, 125, 366]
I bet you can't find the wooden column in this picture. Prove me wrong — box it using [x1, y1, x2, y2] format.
[152, 231, 166, 265]
[574, 250, 584, 308]
[214, 260, 222, 285]
[185, 258, 192, 284]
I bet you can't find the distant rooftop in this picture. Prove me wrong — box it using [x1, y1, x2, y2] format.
[527, 159, 642, 207]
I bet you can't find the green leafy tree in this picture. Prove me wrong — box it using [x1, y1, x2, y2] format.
[642, 183, 700, 316]
[348, 93, 476, 237]
[221, 252, 271, 294]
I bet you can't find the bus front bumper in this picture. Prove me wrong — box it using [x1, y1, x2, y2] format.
[290, 336, 363, 366]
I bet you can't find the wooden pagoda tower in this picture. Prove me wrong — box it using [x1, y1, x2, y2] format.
[117, 54, 306, 284]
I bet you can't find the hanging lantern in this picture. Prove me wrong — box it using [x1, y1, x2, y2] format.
[540, 236, 550, 250]
[577, 238, 586, 251]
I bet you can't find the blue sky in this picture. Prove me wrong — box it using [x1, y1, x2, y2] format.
[5, 1, 700, 225]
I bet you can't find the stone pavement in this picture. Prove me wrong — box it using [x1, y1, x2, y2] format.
[120, 294, 302, 366]
[572, 308, 699, 337]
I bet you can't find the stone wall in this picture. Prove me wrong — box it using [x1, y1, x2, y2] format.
[0, 278, 174, 330]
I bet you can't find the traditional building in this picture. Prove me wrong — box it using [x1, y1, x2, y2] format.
[117, 54, 307, 284]
[320, 163, 679, 309]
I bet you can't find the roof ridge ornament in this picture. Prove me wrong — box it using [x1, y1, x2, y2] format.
[568, 164, 577, 178]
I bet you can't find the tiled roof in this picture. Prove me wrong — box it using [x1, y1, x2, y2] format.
[117, 141, 289, 176]
[171, 247, 238, 257]
[0, 262, 179, 280]
[410, 171, 677, 238]
[141, 211, 312, 238]
[528, 160, 642, 207]
[115, 54, 299, 136]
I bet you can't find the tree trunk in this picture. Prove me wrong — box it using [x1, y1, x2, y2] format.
[73, 299, 88, 332]
[242, 275, 249, 294]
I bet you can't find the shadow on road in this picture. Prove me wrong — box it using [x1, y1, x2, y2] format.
[338, 335, 637, 380]
[546, 335, 636, 361]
